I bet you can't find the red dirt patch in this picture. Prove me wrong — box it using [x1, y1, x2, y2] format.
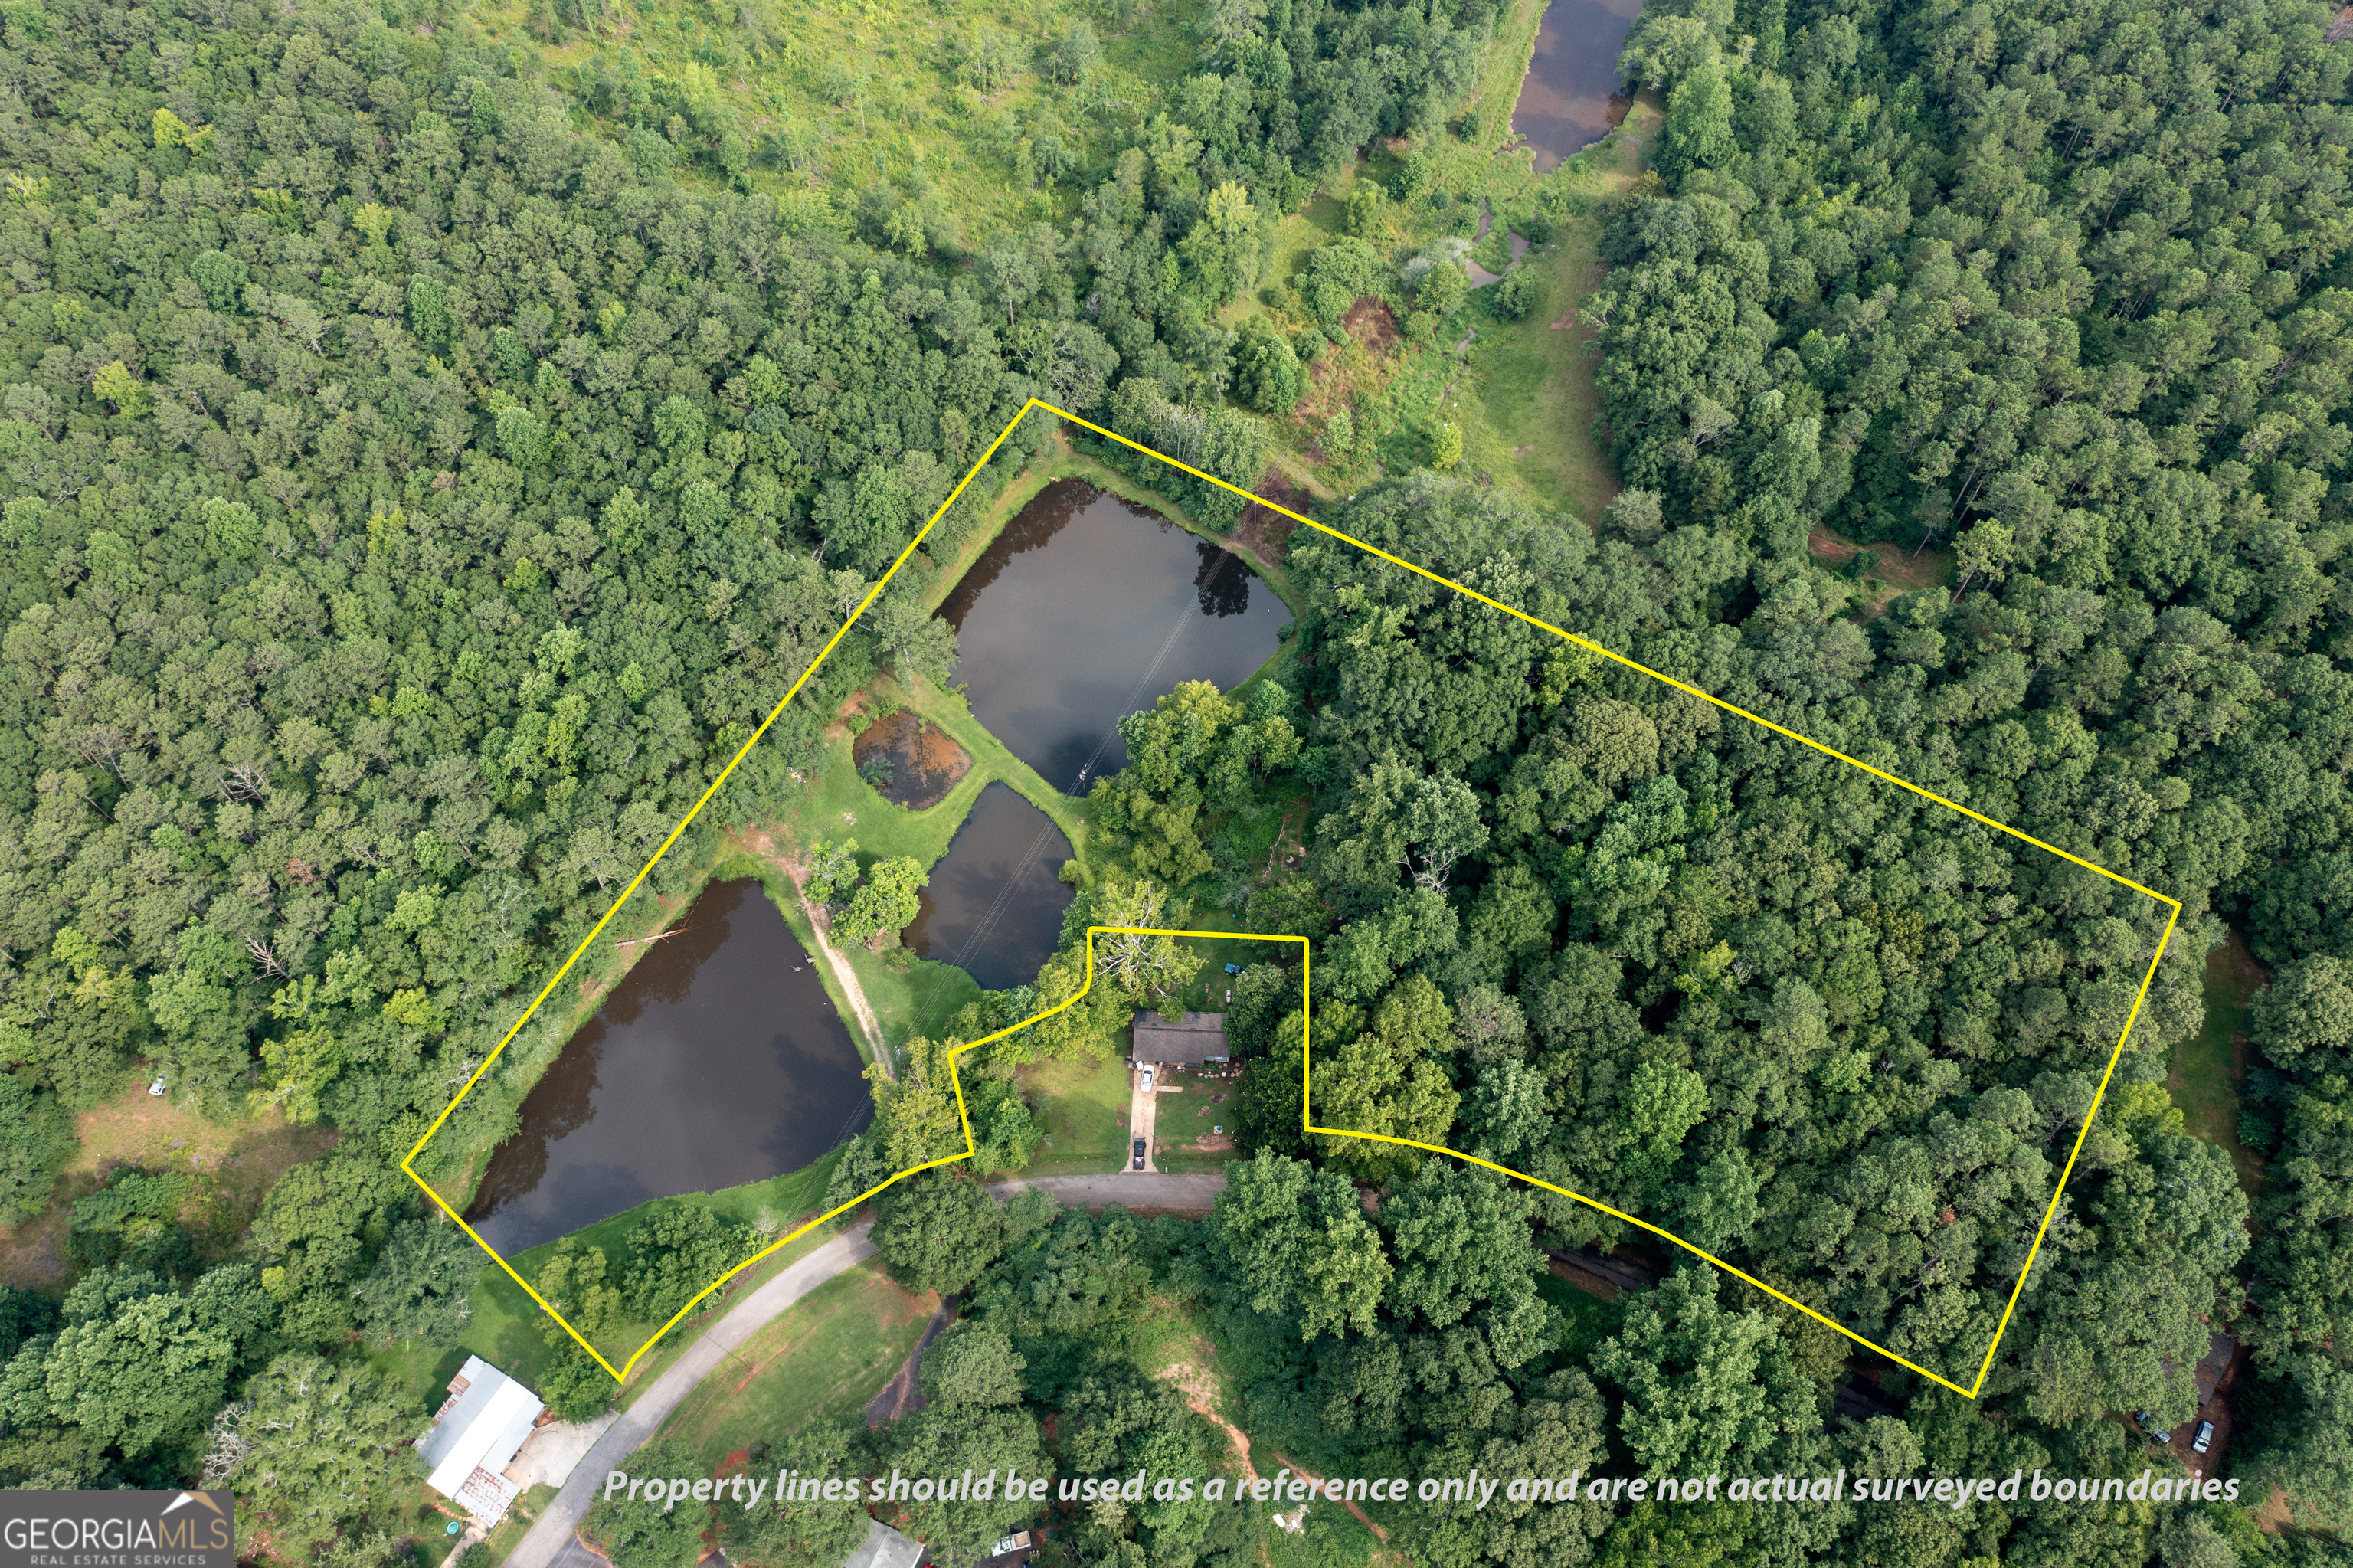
[1342, 296, 1401, 354]
[852, 709, 970, 810]
[1232, 467, 1307, 571]
[1807, 529, 1955, 602]
[1548, 311, 1576, 329]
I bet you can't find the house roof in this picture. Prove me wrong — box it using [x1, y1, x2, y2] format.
[1132, 1011, 1228, 1064]
[839, 1517, 925, 1568]
[421, 1355, 545, 1503]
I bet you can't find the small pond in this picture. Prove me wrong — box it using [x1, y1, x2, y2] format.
[902, 782, 1075, 994]
[941, 480, 1284, 789]
[465, 879, 872, 1254]
[1509, 0, 1642, 170]
[853, 709, 971, 810]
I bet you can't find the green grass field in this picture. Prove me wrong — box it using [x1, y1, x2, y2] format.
[656, 1260, 935, 1467]
[1018, 1053, 1132, 1175]
[371, 1150, 849, 1411]
[494, 0, 1203, 241]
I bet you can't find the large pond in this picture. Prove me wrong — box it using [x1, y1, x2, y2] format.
[903, 783, 1075, 994]
[1509, 0, 1642, 170]
[941, 480, 1284, 790]
[466, 879, 872, 1254]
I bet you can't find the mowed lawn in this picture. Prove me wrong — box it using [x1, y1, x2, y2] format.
[1019, 1054, 1133, 1176]
[656, 1262, 936, 1468]
[369, 1151, 850, 1413]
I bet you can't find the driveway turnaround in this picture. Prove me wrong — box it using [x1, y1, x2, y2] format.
[501, 1173, 1226, 1567]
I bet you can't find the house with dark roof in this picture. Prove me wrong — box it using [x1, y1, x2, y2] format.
[1131, 1011, 1228, 1066]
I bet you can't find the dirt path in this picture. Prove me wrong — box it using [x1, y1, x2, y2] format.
[864, 1295, 957, 1427]
[800, 889, 892, 1081]
[1160, 1359, 1258, 1482]
[731, 827, 892, 1081]
[1272, 1452, 1390, 1543]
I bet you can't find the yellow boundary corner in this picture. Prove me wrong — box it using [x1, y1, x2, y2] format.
[402, 399, 2183, 1399]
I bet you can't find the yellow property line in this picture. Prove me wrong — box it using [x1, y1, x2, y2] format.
[404, 398, 2181, 1398]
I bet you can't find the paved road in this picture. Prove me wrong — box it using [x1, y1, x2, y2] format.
[502, 1173, 1227, 1568]
[987, 1172, 1227, 1210]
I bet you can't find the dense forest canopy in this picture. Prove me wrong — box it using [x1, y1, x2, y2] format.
[0, 0, 2348, 1560]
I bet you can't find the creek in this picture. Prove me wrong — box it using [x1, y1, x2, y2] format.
[465, 878, 872, 1253]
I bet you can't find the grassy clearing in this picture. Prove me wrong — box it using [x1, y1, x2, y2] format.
[1224, 0, 1644, 530]
[656, 1261, 935, 1468]
[1536, 1268, 1628, 1365]
[371, 1150, 850, 1412]
[1808, 525, 1959, 617]
[1173, 927, 1298, 1012]
[502, 0, 1201, 241]
[0, 1083, 339, 1293]
[1150, 1063, 1241, 1155]
[2171, 930, 2266, 1196]
[1457, 108, 1655, 525]
[843, 941, 989, 1058]
[1017, 1053, 1132, 1176]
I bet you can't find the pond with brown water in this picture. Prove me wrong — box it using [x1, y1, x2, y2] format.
[464, 878, 872, 1254]
[1509, 0, 1642, 171]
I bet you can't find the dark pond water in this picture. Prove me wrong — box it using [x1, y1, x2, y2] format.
[902, 783, 1075, 993]
[941, 480, 1283, 790]
[466, 879, 872, 1254]
[1510, 0, 1642, 171]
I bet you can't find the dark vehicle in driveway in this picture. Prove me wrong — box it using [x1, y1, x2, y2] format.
[2192, 1419, 2215, 1455]
[1132, 1138, 1147, 1170]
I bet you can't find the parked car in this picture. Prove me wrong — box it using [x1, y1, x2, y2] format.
[1140, 1066, 1154, 1093]
[2134, 1411, 2173, 1443]
[2192, 1419, 2215, 1455]
[148, 1075, 166, 1097]
[1132, 1138, 1147, 1170]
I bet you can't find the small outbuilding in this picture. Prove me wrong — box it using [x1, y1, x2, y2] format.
[839, 1517, 926, 1568]
[418, 1355, 545, 1528]
[1131, 1011, 1229, 1066]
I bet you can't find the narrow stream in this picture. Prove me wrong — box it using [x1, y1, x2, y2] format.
[1510, 0, 1643, 170]
[465, 879, 872, 1253]
[941, 480, 1283, 790]
[902, 783, 1075, 993]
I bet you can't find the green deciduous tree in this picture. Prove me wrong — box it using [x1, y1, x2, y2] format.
[1210, 1151, 1389, 1339]
[873, 1172, 1005, 1297]
[722, 1422, 870, 1568]
[833, 857, 928, 950]
[207, 1355, 422, 1558]
[352, 1218, 478, 1351]
[581, 1436, 712, 1568]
